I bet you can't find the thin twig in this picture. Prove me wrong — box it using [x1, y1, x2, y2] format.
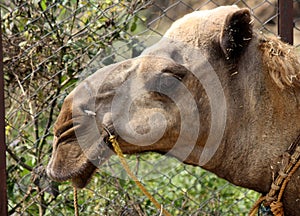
[69, 0, 79, 40]
[8, 185, 34, 215]
[6, 148, 33, 171]
[38, 2, 63, 45]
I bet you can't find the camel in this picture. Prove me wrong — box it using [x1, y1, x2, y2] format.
[46, 6, 300, 215]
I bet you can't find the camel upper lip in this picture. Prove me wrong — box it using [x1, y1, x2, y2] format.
[47, 112, 115, 188]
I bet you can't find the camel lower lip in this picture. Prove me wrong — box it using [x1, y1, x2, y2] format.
[71, 175, 92, 188]
[71, 162, 97, 188]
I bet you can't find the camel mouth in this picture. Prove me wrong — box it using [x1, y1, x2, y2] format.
[69, 128, 115, 188]
[47, 99, 115, 188]
[47, 160, 97, 189]
[46, 131, 114, 188]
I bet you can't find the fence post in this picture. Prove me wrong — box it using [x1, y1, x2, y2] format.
[278, 0, 294, 44]
[0, 11, 8, 216]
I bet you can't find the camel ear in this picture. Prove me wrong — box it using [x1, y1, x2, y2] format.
[220, 8, 253, 60]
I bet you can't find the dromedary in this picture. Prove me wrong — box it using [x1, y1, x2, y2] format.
[47, 6, 300, 215]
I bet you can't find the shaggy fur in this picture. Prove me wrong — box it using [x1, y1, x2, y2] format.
[259, 35, 300, 89]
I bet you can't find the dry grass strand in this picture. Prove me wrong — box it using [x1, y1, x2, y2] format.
[259, 35, 300, 89]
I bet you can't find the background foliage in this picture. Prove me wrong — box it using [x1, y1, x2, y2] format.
[3, 0, 297, 215]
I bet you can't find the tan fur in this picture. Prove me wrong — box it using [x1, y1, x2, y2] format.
[47, 6, 300, 215]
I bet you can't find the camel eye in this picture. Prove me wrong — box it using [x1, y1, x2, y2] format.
[145, 72, 183, 95]
[158, 73, 181, 91]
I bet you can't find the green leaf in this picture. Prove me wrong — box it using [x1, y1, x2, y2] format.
[40, 0, 47, 11]
[130, 22, 137, 32]
[57, 7, 67, 21]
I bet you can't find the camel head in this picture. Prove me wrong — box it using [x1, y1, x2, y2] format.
[47, 6, 300, 214]
[46, 56, 199, 188]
